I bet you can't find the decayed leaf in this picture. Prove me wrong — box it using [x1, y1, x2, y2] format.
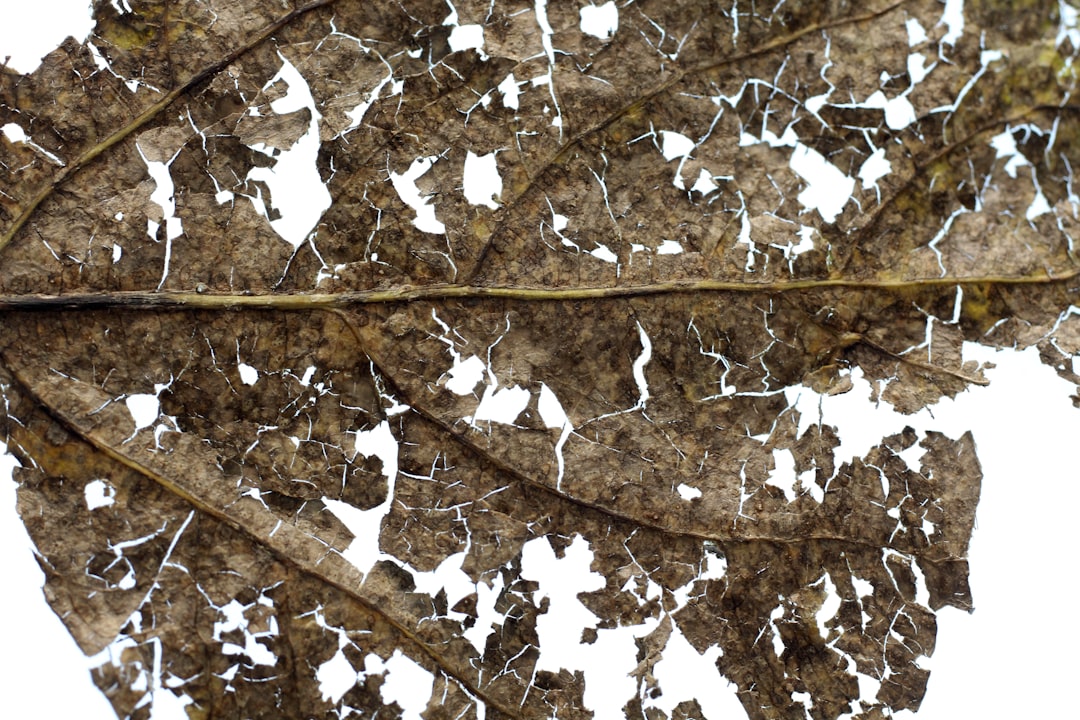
[1, 1, 1078, 718]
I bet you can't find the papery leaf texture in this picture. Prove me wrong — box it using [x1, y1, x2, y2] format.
[2, 1, 1079, 719]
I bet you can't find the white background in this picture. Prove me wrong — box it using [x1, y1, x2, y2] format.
[1, 3, 1078, 718]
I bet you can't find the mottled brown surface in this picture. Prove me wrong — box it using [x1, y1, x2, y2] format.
[1, 0, 1078, 718]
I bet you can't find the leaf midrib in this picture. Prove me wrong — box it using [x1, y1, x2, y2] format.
[0, 267, 1076, 311]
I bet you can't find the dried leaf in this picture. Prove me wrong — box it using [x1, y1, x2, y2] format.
[2, 1, 1078, 718]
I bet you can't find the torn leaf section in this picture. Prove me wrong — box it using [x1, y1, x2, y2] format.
[580, 1, 619, 40]
[136, 139, 183, 290]
[390, 156, 446, 234]
[789, 144, 855, 223]
[323, 420, 399, 577]
[2, 122, 65, 166]
[0, 0, 94, 74]
[213, 595, 279, 667]
[462, 151, 502, 209]
[85, 479, 116, 510]
[520, 535, 631, 720]
[737, 127, 855, 223]
[244, 55, 331, 248]
[538, 382, 573, 488]
[124, 378, 180, 448]
[644, 625, 739, 720]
